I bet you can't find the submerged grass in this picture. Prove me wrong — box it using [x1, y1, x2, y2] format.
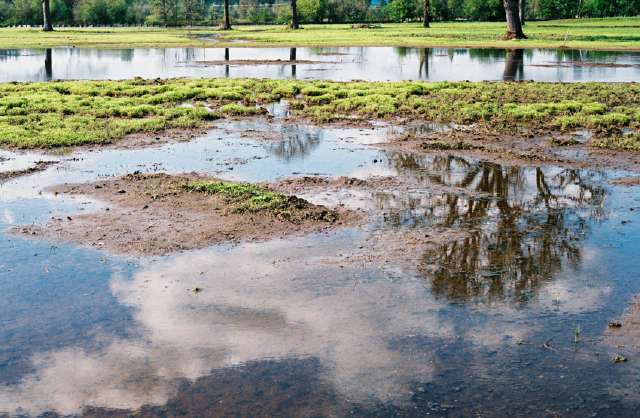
[0, 18, 639, 50]
[0, 77, 638, 149]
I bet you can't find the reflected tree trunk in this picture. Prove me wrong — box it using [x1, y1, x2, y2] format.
[44, 48, 52, 79]
[224, 48, 230, 77]
[503, 49, 524, 81]
[419, 48, 430, 78]
[222, 0, 231, 30]
[504, 0, 526, 39]
[519, 0, 525, 25]
[42, 0, 53, 31]
[291, 0, 299, 29]
[423, 0, 430, 28]
[290, 48, 297, 78]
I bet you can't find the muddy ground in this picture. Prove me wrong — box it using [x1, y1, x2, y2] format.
[14, 173, 361, 256]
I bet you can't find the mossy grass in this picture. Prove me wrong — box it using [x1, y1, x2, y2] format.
[0, 77, 638, 150]
[592, 133, 640, 151]
[183, 179, 339, 222]
[0, 18, 639, 50]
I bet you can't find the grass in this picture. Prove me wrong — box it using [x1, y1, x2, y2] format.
[593, 132, 640, 151]
[0, 77, 638, 149]
[0, 18, 639, 50]
[184, 179, 310, 217]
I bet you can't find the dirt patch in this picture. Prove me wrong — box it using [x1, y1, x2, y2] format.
[529, 61, 640, 69]
[385, 125, 640, 173]
[0, 160, 57, 183]
[611, 177, 640, 186]
[274, 175, 403, 195]
[604, 296, 640, 357]
[13, 173, 361, 256]
[194, 59, 334, 66]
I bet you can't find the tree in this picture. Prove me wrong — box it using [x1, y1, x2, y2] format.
[423, 0, 430, 27]
[222, 0, 231, 29]
[291, 0, 299, 28]
[519, 0, 525, 25]
[503, 0, 525, 39]
[42, 0, 53, 31]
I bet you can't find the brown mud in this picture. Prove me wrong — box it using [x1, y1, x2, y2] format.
[0, 160, 57, 183]
[14, 173, 361, 256]
[194, 59, 335, 66]
[385, 126, 640, 173]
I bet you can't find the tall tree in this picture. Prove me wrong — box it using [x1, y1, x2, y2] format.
[503, 0, 526, 39]
[42, 0, 53, 31]
[222, 0, 231, 29]
[423, 0, 430, 27]
[291, 0, 299, 29]
[519, 0, 525, 25]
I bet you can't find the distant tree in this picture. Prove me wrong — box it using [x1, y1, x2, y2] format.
[503, 0, 525, 39]
[291, 0, 299, 28]
[42, 0, 53, 30]
[423, 0, 429, 27]
[222, 0, 231, 28]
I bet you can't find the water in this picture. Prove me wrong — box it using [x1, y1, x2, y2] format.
[1, 116, 640, 416]
[1, 46, 640, 83]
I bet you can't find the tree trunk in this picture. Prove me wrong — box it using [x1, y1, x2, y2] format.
[291, 0, 299, 29]
[423, 0, 430, 28]
[42, 0, 53, 32]
[504, 0, 526, 39]
[223, 0, 231, 30]
[519, 0, 525, 26]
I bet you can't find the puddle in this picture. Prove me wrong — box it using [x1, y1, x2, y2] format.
[2, 117, 640, 416]
[1, 47, 640, 82]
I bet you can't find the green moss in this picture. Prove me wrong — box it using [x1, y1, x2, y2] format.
[0, 78, 638, 149]
[184, 180, 306, 216]
[592, 133, 640, 151]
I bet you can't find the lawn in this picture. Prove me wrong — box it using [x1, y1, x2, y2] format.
[0, 18, 638, 50]
[0, 78, 638, 149]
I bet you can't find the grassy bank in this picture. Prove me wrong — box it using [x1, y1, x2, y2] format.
[0, 18, 639, 50]
[0, 78, 638, 149]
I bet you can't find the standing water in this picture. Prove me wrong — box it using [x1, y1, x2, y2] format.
[0, 46, 639, 82]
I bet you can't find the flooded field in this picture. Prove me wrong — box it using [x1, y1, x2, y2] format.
[1, 46, 640, 82]
[1, 112, 640, 416]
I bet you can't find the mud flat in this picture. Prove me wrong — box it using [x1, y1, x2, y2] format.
[14, 173, 360, 256]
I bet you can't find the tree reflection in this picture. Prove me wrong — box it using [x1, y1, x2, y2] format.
[265, 126, 320, 161]
[503, 49, 524, 81]
[44, 49, 52, 80]
[388, 153, 606, 304]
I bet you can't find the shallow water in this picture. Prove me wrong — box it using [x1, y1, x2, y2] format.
[1, 117, 640, 417]
[1, 46, 640, 82]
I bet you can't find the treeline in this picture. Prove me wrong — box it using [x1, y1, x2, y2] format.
[1, 0, 638, 27]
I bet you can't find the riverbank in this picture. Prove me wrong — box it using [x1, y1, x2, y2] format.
[0, 18, 639, 50]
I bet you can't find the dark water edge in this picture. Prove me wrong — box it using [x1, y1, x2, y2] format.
[1, 46, 639, 82]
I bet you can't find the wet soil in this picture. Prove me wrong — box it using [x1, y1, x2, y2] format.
[386, 125, 640, 173]
[194, 59, 333, 66]
[0, 160, 57, 183]
[611, 176, 640, 186]
[14, 173, 360, 256]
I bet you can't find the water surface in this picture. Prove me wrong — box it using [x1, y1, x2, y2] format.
[1, 117, 640, 416]
[1, 46, 639, 82]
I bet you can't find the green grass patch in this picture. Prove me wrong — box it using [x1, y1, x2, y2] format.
[184, 179, 307, 217]
[0, 78, 638, 149]
[0, 18, 639, 50]
[592, 133, 640, 151]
